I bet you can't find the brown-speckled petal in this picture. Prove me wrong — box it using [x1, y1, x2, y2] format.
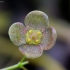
[19, 44, 43, 58]
[41, 27, 57, 50]
[24, 10, 49, 31]
[8, 22, 27, 46]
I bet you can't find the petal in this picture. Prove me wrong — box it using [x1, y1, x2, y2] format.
[24, 10, 49, 31]
[19, 44, 43, 58]
[41, 27, 57, 50]
[8, 22, 27, 46]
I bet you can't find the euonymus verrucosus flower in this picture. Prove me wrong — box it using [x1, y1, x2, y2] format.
[8, 11, 57, 58]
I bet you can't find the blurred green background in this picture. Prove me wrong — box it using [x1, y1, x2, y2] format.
[0, 0, 70, 70]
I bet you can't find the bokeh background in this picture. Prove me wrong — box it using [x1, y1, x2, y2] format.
[0, 0, 70, 70]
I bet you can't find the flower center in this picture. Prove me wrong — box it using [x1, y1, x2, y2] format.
[25, 29, 42, 44]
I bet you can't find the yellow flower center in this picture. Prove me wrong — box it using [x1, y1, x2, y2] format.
[25, 29, 42, 44]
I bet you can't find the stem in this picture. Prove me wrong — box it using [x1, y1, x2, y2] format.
[1, 61, 29, 70]
[20, 56, 26, 63]
[21, 66, 27, 70]
[1, 56, 29, 70]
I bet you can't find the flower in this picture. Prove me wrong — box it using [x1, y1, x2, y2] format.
[8, 10, 57, 58]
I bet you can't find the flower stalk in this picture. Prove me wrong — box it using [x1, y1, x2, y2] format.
[1, 56, 29, 70]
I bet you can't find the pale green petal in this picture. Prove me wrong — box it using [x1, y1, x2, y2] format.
[41, 27, 57, 50]
[8, 22, 26, 46]
[24, 10, 49, 31]
[19, 44, 43, 58]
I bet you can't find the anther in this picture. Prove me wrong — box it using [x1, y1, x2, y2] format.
[37, 31, 41, 35]
[29, 30, 32, 33]
[27, 39, 31, 42]
[36, 39, 39, 43]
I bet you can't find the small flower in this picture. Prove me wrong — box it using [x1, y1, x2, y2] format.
[8, 11, 57, 58]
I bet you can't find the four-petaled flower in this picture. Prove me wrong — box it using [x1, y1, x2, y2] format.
[8, 11, 57, 58]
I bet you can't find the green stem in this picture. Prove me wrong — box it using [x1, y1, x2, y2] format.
[1, 61, 29, 70]
[1, 56, 29, 70]
[20, 56, 26, 63]
[21, 66, 27, 70]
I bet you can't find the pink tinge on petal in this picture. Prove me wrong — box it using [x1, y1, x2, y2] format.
[9, 22, 27, 46]
[19, 44, 43, 58]
[24, 11, 49, 31]
[47, 27, 57, 50]
[23, 26, 31, 34]
[41, 27, 57, 50]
